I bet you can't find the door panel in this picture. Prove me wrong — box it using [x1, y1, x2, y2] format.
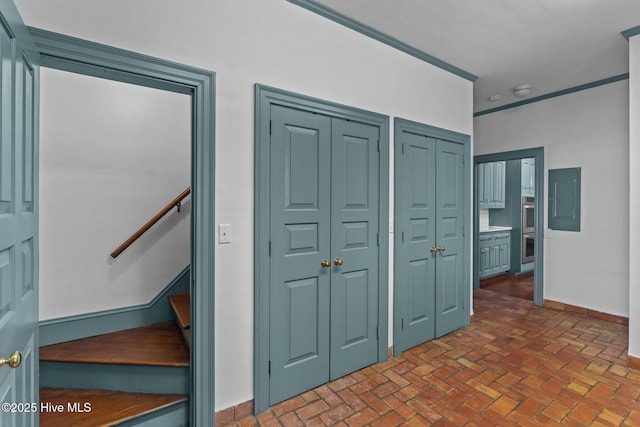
[435, 141, 466, 337]
[330, 118, 379, 380]
[0, 2, 39, 425]
[269, 105, 332, 404]
[398, 133, 436, 350]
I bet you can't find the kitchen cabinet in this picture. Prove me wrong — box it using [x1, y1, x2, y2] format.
[478, 230, 511, 278]
[478, 161, 506, 209]
[521, 158, 535, 197]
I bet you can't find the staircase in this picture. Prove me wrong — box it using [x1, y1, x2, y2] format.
[39, 293, 191, 426]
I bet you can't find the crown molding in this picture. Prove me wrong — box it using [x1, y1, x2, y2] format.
[287, 0, 477, 82]
[474, 74, 629, 117]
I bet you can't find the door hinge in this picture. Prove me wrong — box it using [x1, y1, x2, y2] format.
[377, 139, 381, 152]
[376, 325, 379, 340]
[463, 154, 466, 165]
[268, 360, 271, 375]
[402, 143, 405, 155]
[268, 241, 271, 256]
[269, 120, 272, 135]
[401, 318, 404, 330]
[402, 231, 404, 243]
[377, 233, 380, 246]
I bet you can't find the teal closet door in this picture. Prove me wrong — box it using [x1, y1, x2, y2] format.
[434, 140, 466, 337]
[329, 118, 379, 380]
[397, 132, 437, 350]
[0, 2, 39, 425]
[268, 105, 332, 404]
[395, 123, 467, 354]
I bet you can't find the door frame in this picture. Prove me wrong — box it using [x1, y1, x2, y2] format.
[393, 117, 471, 356]
[28, 28, 216, 426]
[254, 84, 389, 413]
[473, 147, 545, 306]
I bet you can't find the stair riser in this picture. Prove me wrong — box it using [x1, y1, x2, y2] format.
[40, 362, 189, 394]
[115, 401, 189, 427]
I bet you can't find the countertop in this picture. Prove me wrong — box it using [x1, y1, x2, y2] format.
[479, 226, 512, 233]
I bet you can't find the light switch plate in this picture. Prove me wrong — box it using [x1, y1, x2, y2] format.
[218, 224, 231, 244]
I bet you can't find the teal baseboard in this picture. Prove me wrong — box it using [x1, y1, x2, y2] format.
[39, 266, 190, 346]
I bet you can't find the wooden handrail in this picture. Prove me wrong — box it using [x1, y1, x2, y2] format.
[110, 187, 191, 259]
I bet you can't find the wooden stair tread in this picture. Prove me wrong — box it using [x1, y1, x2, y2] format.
[40, 322, 189, 367]
[40, 387, 187, 427]
[168, 292, 191, 329]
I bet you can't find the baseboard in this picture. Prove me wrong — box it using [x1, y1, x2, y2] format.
[543, 299, 629, 326]
[215, 399, 254, 424]
[40, 266, 190, 346]
[629, 355, 640, 371]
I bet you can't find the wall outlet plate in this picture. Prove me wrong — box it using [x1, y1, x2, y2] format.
[218, 224, 231, 244]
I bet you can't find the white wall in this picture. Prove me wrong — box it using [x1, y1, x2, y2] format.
[474, 81, 629, 317]
[629, 35, 640, 358]
[16, 0, 473, 409]
[39, 68, 191, 320]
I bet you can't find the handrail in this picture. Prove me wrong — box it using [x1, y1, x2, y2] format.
[110, 187, 191, 259]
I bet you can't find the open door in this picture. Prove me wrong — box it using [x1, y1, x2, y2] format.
[0, 0, 39, 424]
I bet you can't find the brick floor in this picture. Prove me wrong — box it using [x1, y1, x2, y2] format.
[224, 289, 640, 426]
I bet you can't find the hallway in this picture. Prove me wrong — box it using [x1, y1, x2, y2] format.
[224, 289, 639, 426]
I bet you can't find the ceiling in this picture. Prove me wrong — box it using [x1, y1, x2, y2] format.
[312, 0, 640, 112]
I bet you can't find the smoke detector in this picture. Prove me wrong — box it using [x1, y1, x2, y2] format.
[513, 84, 532, 98]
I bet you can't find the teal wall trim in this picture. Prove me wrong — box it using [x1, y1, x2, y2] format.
[29, 28, 215, 427]
[287, 0, 477, 82]
[474, 74, 629, 117]
[39, 267, 190, 346]
[254, 84, 390, 413]
[474, 147, 545, 306]
[622, 26, 640, 40]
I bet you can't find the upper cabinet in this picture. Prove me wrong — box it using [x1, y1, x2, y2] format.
[521, 158, 535, 197]
[478, 161, 506, 209]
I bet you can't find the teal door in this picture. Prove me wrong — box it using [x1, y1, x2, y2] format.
[395, 125, 467, 353]
[329, 118, 379, 380]
[395, 133, 437, 348]
[269, 106, 380, 405]
[0, 1, 40, 425]
[433, 141, 466, 337]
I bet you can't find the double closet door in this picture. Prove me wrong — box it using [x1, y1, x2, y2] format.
[395, 128, 467, 354]
[268, 105, 381, 405]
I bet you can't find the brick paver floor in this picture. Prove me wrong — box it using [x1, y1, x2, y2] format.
[225, 289, 640, 426]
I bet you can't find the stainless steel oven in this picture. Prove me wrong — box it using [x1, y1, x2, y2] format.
[522, 197, 535, 263]
[522, 232, 535, 263]
[522, 197, 535, 234]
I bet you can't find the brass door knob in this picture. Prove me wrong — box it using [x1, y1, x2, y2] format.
[436, 246, 446, 252]
[334, 258, 343, 266]
[0, 351, 21, 369]
[429, 247, 438, 253]
[321, 260, 331, 268]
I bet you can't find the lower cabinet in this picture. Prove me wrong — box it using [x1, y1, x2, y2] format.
[479, 231, 511, 278]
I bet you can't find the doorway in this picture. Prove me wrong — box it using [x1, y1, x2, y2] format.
[473, 147, 544, 306]
[30, 28, 215, 425]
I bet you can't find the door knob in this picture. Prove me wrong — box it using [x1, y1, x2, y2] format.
[334, 258, 343, 266]
[436, 246, 446, 252]
[429, 247, 438, 253]
[0, 351, 21, 369]
[321, 260, 331, 268]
